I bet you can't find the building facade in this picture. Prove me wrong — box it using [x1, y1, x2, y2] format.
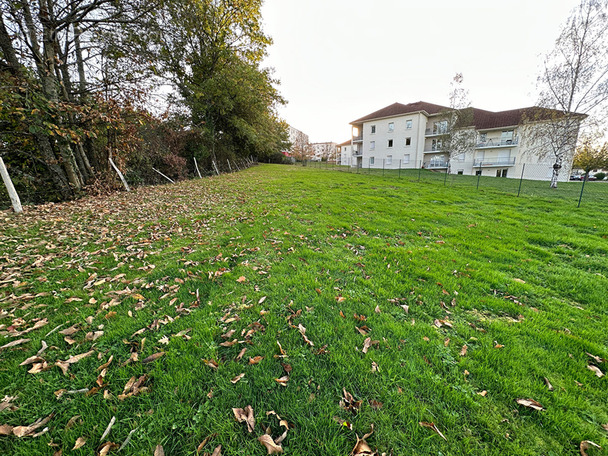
[284, 125, 310, 161]
[349, 101, 583, 181]
[337, 140, 354, 166]
[310, 142, 338, 162]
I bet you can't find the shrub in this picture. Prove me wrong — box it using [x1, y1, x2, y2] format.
[594, 172, 605, 180]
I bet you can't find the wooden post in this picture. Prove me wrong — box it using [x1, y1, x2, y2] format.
[152, 167, 175, 183]
[227, 160, 232, 173]
[193, 157, 202, 178]
[108, 155, 130, 192]
[0, 157, 23, 214]
[212, 160, 220, 176]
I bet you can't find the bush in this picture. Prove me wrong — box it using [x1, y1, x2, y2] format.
[594, 172, 605, 180]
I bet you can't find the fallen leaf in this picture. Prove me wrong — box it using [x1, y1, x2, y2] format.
[0, 424, 13, 435]
[249, 356, 264, 365]
[369, 399, 383, 410]
[351, 424, 375, 456]
[154, 444, 165, 456]
[362, 337, 372, 354]
[236, 276, 247, 283]
[340, 388, 362, 414]
[12, 413, 54, 438]
[142, 352, 165, 364]
[19, 356, 45, 367]
[513, 278, 526, 284]
[85, 331, 104, 341]
[65, 415, 81, 430]
[0, 396, 18, 413]
[580, 440, 602, 456]
[59, 325, 79, 336]
[459, 345, 468, 356]
[1, 339, 30, 350]
[374, 305, 381, 313]
[544, 377, 554, 391]
[98, 442, 119, 456]
[516, 398, 545, 411]
[586, 352, 607, 364]
[72, 437, 86, 450]
[211, 445, 222, 456]
[231, 373, 245, 384]
[233, 406, 255, 433]
[587, 365, 604, 378]
[258, 434, 283, 454]
[419, 421, 447, 441]
[275, 376, 289, 386]
[159, 336, 169, 345]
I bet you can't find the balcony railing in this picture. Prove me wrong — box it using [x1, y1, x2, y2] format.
[352, 135, 363, 142]
[423, 147, 444, 153]
[473, 158, 516, 167]
[426, 161, 449, 169]
[425, 128, 449, 136]
[475, 138, 519, 148]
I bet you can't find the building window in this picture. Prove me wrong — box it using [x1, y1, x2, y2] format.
[475, 170, 482, 176]
[406, 120, 412, 129]
[387, 155, 392, 165]
[433, 120, 448, 134]
[403, 154, 410, 164]
[405, 137, 411, 146]
[479, 132, 487, 142]
[496, 169, 508, 177]
[388, 122, 394, 132]
[501, 130, 514, 144]
[388, 139, 393, 148]
[456, 153, 465, 161]
[370, 157, 375, 165]
[432, 139, 442, 151]
[371, 125, 376, 134]
[370, 141, 375, 150]
[457, 170, 464, 175]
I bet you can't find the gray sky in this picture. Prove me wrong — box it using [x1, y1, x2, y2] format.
[261, 0, 581, 143]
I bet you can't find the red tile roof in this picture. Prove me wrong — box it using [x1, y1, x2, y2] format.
[351, 101, 450, 124]
[352, 102, 582, 130]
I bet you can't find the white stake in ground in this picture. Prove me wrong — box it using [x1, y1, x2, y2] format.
[0, 156, 23, 214]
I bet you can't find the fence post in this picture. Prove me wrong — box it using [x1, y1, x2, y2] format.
[418, 161, 422, 182]
[476, 165, 482, 189]
[368, 160, 370, 174]
[0, 156, 23, 214]
[577, 172, 588, 208]
[398, 159, 402, 179]
[517, 163, 525, 197]
[382, 159, 385, 177]
[443, 161, 449, 186]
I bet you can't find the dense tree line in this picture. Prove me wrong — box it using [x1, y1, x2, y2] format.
[0, 0, 288, 204]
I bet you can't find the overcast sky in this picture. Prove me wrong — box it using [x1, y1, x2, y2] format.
[261, 0, 581, 143]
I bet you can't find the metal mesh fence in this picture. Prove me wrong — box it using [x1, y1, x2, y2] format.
[302, 159, 608, 209]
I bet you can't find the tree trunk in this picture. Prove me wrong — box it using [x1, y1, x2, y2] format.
[550, 156, 563, 189]
[0, 157, 23, 214]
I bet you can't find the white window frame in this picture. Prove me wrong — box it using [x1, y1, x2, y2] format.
[386, 155, 392, 165]
[388, 122, 394, 132]
[370, 157, 375, 165]
[403, 154, 410, 164]
[406, 120, 412, 129]
[370, 141, 375, 150]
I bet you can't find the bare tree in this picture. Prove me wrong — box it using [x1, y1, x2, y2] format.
[435, 74, 476, 166]
[528, 0, 608, 188]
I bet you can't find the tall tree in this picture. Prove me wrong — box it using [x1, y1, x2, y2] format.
[529, 0, 608, 188]
[573, 140, 608, 177]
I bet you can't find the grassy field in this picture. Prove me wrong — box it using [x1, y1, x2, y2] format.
[0, 164, 607, 456]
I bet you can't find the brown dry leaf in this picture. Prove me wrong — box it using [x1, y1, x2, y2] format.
[142, 352, 165, 364]
[98, 442, 119, 456]
[580, 440, 602, 456]
[275, 341, 286, 358]
[586, 352, 607, 364]
[374, 305, 381, 313]
[340, 389, 362, 414]
[544, 377, 554, 391]
[602, 423, 608, 431]
[231, 373, 245, 384]
[233, 406, 255, 433]
[516, 398, 545, 411]
[351, 425, 376, 456]
[0, 424, 13, 435]
[210, 445, 222, 456]
[28, 362, 49, 374]
[66, 349, 96, 364]
[258, 434, 283, 454]
[369, 399, 383, 410]
[1, 338, 30, 350]
[362, 337, 372, 354]
[513, 278, 526, 284]
[64, 336, 77, 345]
[336, 296, 346, 303]
[65, 415, 81, 430]
[72, 437, 86, 450]
[154, 444, 165, 456]
[236, 276, 247, 283]
[249, 356, 264, 365]
[459, 345, 468, 356]
[401, 304, 409, 313]
[0, 396, 18, 413]
[275, 376, 289, 387]
[587, 365, 604, 378]
[419, 421, 447, 441]
[12, 413, 54, 438]
[85, 331, 104, 341]
[59, 325, 79, 336]
[236, 347, 248, 361]
[204, 359, 219, 369]
[477, 390, 488, 397]
[220, 339, 238, 347]
[20, 356, 45, 366]
[98, 356, 114, 371]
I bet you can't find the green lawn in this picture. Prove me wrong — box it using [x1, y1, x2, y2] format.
[1, 165, 607, 455]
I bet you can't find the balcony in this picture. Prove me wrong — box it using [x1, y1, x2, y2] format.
[426, 161, 449, 169]
[425, 128, 449, 137]
[352, 135, 363, 143]
[352, 150, 362, 157]
[475, 138, 519, 148]
[473, 158, 516, 167]
[424, 147, 444, 153]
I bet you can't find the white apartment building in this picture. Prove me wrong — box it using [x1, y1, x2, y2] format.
[284, 125, 310, 160]
[337, 140, 354, 166]
[349, 101, 583, 181]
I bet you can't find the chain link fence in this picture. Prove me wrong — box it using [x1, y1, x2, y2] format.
[302, 159, 608, 209]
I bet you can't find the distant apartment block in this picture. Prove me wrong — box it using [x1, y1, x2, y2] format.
[348, 101, 583, 180]
[284, 125, 310, 160]
[338, 140, 354, 165]
[310, 142, 338, 162]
